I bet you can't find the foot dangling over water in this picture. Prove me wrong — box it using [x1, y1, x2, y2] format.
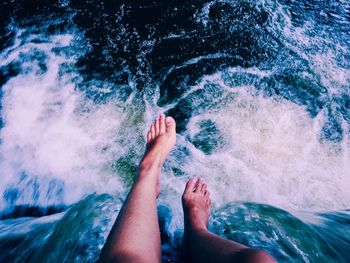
[182, 178, 211, 232]
[100, 115, 275, 263]
[99, 114, 176, 263]
[182, 178, 211, 262]
[139, 114, 176, 196]
[182, 178, 276, 263]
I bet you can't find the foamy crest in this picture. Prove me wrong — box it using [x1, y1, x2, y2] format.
[0, 32, 127, 209]
[161, 71, 350, 221]
[180, 77, 350, 211]
[267, 0, 350, 93]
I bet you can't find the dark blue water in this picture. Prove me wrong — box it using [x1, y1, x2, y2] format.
[0, 0, 350, 262]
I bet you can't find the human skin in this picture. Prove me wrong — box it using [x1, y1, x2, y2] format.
[98, 114, 276, 263]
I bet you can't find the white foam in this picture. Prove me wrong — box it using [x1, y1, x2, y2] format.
[176, 78, 350, 211]
[1, 21, 349, 223]
[0, 33, 127, 209]
[267, 0, 350, 93]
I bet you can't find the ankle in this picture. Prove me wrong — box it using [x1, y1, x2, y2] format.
[185, 219, 208, 236]
[139, 158, 161, 172]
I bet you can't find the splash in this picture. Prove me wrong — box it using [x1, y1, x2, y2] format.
[162, 71, 350, 212]
[0, 31, 127, 210]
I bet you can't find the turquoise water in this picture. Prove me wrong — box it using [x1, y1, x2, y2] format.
[0, 0, 350, 262]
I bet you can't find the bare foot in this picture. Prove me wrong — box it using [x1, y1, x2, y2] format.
[139, 114, 176, 196]
[181, 179, 276, 263]
[182, 178, 211, 262]
[182, 178, 211, 232]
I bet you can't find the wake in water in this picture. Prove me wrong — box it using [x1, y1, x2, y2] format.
[0, 0, 350, 262]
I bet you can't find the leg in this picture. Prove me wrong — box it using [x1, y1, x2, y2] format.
[99, 114, 176, 263]
[182, 179, 276, 263]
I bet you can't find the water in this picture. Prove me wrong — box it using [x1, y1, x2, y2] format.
[0, 0, 349, 262]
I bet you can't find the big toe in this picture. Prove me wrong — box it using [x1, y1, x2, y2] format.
[159, 114, 166, 134]
[165, 116, 176, 133]
[184, 178, 197, 195]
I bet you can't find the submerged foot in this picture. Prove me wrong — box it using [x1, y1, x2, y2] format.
[139, 114, 176, 196]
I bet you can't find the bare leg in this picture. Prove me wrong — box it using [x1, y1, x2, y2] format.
[99, 114, 176, 263]
[182, 179, 276, 263]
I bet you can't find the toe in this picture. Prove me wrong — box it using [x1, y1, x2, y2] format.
[201, 183, 207, 193]
[155, 116, 160, 136]
[159, 114, 166, 134]
[147, 131, 152, 143]
[204, 191, 210, 198]
[151, 124, 156, 139]
[206, 198, 211, 205]
[194, 178, 203, 192]
[184, 178, 197, 194]
[165, 116, 176, 133]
